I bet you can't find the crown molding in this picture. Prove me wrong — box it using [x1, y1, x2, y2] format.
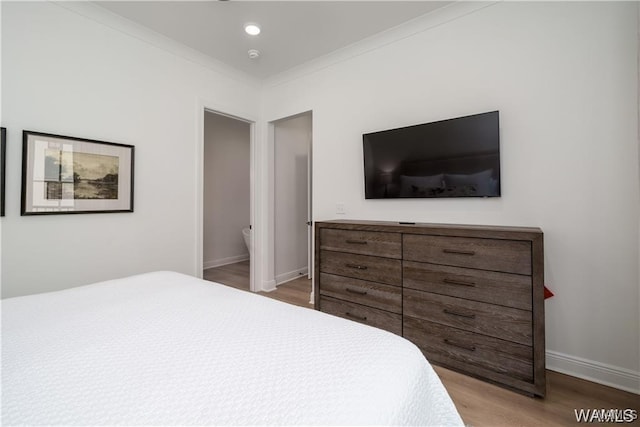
[48, 1, 499, 91]
[51, 1, 262, 89]
[264, 1, 499, 88]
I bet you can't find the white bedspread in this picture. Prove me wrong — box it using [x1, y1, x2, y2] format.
[2, 271, 463, 426]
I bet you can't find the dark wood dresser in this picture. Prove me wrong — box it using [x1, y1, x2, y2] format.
[314, 219, 545, 397]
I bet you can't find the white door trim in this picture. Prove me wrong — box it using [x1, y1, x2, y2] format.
[266, 110, 314, 300]
[196, 98, 259, 292]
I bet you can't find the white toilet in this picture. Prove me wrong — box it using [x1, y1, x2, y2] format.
[242, 227, 251, 252]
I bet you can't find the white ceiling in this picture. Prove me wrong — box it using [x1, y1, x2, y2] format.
[94, 1, 452, 79]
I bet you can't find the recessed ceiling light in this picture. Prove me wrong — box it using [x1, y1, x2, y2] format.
[244, 24, 261, 36]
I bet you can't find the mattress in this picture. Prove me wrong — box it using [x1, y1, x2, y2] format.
[2, 271, 463, 426]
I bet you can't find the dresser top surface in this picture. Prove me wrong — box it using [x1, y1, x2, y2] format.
[315, 219, 542, 238]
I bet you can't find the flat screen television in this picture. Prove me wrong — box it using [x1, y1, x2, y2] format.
[363, 111, 500, 199]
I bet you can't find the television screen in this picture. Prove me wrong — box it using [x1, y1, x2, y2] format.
[363, 111, 500, 199]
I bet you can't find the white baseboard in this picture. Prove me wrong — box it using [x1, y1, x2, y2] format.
[275, 267, 308, 286]
[262, 279, 277, 293]
[203, 254, 249, 270]
[546, 350, 640, 394]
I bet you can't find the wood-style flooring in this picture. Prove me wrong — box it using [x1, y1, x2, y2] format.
[203, 260, 311, 308]
[204, 261, 639, 426]
[434, 366, 638, 426]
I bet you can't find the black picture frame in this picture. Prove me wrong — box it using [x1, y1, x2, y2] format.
[1, 127, 6, 217]
[21, 131, 134, 215]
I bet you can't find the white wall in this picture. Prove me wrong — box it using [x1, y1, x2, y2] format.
[263, 2, 639, 391]
[203, 112, 250, 268]
[1, 2, 259, 297]
[274, 113, 311, 283]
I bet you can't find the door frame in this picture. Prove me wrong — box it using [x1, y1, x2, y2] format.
[267, 110, 313, 300]
[196, 99, 259, 292]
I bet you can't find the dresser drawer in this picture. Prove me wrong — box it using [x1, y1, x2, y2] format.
[319, 273, 401, 314]
[403, 234, 531, 275]
[404, 316, 533, 383]
[320, 228, 401, 259]
[320, 296, 402, 335]
[403, 261, 532, 311]
[320, 251, 402, 286]
[403, 289, 532, 346]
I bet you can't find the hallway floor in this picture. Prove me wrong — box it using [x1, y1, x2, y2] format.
[203, 260, 312, 308]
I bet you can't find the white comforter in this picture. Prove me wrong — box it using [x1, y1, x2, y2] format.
[2, 271, 463, 426]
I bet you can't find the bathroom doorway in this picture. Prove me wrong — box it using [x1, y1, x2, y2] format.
[273, 112, 313, 288]
[202, 110, 252, 291]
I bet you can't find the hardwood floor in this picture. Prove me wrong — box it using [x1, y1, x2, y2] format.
[203, 260, 250, 289]
[204, 260, 312, 308]
[435, 366, 639, 426]
[204, 261, 639, 426]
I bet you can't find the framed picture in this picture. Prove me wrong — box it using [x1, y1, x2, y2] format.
[21, 131, 134, 215]
[1, 127, 6, 217]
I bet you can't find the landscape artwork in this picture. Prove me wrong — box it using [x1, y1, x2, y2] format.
[21, 130, 134, 215]
[44, 150, 119, 200]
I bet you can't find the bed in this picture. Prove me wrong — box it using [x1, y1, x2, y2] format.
[2, 271, 463, 426]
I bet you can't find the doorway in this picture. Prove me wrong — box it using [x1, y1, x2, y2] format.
[272, 112, 313, 289]
[202, 111, 252, 290]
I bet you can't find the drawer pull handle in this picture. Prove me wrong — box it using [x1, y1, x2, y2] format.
[346, 288, 368, 296]
[345, 263, 368, 270]
[443, 249, 476, 256]
[345, 239, 368, 245]
[345, 312, 367, 322]
[443, 309, 476, 319]
[444, 339, 476, 352]
[443, 278, 476, 287]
